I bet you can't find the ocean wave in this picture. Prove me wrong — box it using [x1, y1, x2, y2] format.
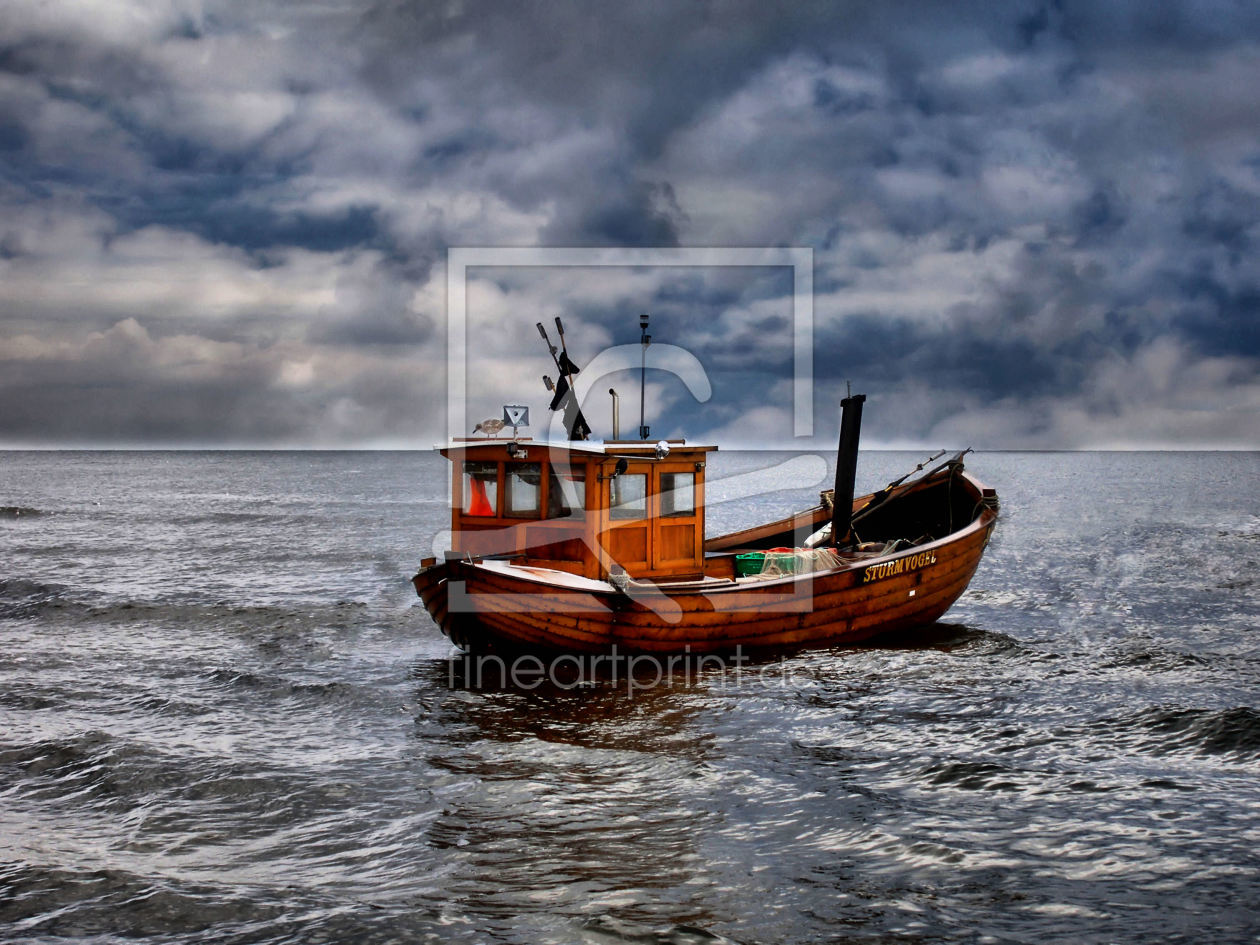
[0, 505, 44, 518]
[0, 686, 61, 711]
[1094, 706, 1260, 761]
[176, 510, 318, 526]
[0, 730, 340, 823]
[919, 759, 1023, 791]
[1139, 706, 1260, 760]
[0, 578, 73, 619]
[204, 667, 357, 702]
[0, 730, 118, 786]
[0, 731, 244, 811]
[578, 916, 744, 944]
[1100, 645, 1210, 673]
[0, 861, 282, 939]
[0, 581, 365, 631]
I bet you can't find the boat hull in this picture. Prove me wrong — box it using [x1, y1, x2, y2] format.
[413, 488, 997, 655]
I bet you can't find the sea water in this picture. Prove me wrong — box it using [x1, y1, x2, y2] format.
[2, 450, 1258, 944]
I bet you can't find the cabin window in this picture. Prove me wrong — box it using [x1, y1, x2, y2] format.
[462, 461, 498, 516]
[504, 462, 543, 518]
[660, 472, 695, 517]
[609, 473, 647, 519]
[546, 465, 586, 518]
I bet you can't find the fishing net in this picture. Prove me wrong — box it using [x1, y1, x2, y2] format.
[759, 547, 843, 577]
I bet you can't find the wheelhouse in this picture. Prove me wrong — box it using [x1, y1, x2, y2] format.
[442, 438, 717, 582]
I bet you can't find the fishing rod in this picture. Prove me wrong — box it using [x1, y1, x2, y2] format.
[850, 448, 960, 529]
[884, 449, 948, 492]
[918, 448, 971, 483]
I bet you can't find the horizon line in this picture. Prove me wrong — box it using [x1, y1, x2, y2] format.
[2, 445, 1257, 454]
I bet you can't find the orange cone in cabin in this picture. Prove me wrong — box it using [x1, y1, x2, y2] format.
[467, 477, 493, 516]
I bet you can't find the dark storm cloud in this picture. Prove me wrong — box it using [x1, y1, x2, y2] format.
[0, 0, 1258, 446]
[192, 204, 385, 254]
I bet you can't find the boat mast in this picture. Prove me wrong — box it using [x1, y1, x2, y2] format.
[831, 392, 866, 547]
[638, 312, 651, 440]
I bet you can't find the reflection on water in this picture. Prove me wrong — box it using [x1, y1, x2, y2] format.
[410, 655, 724, 939]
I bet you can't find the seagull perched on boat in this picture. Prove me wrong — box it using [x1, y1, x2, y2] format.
[472, 418, 506, 436]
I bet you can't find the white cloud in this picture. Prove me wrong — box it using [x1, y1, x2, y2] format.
[2, 1, 1259, 447]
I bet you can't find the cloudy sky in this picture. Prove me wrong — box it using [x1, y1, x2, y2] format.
[2, 0, 1258, 449]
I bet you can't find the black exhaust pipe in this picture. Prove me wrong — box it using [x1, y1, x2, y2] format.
[831, 393, 865, 547]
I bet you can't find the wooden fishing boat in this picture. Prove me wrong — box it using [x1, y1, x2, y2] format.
[413, 374, 999, 655]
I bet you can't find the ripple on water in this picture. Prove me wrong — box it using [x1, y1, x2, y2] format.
[3, 451, 1260, 944]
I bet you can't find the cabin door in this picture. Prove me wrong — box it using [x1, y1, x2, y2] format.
[601, 469, 650, 575]
[650, 467, 700, 575]
[599, 463, 704, 578]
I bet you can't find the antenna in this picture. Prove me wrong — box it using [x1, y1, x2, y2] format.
[638, 312, 651, 440]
